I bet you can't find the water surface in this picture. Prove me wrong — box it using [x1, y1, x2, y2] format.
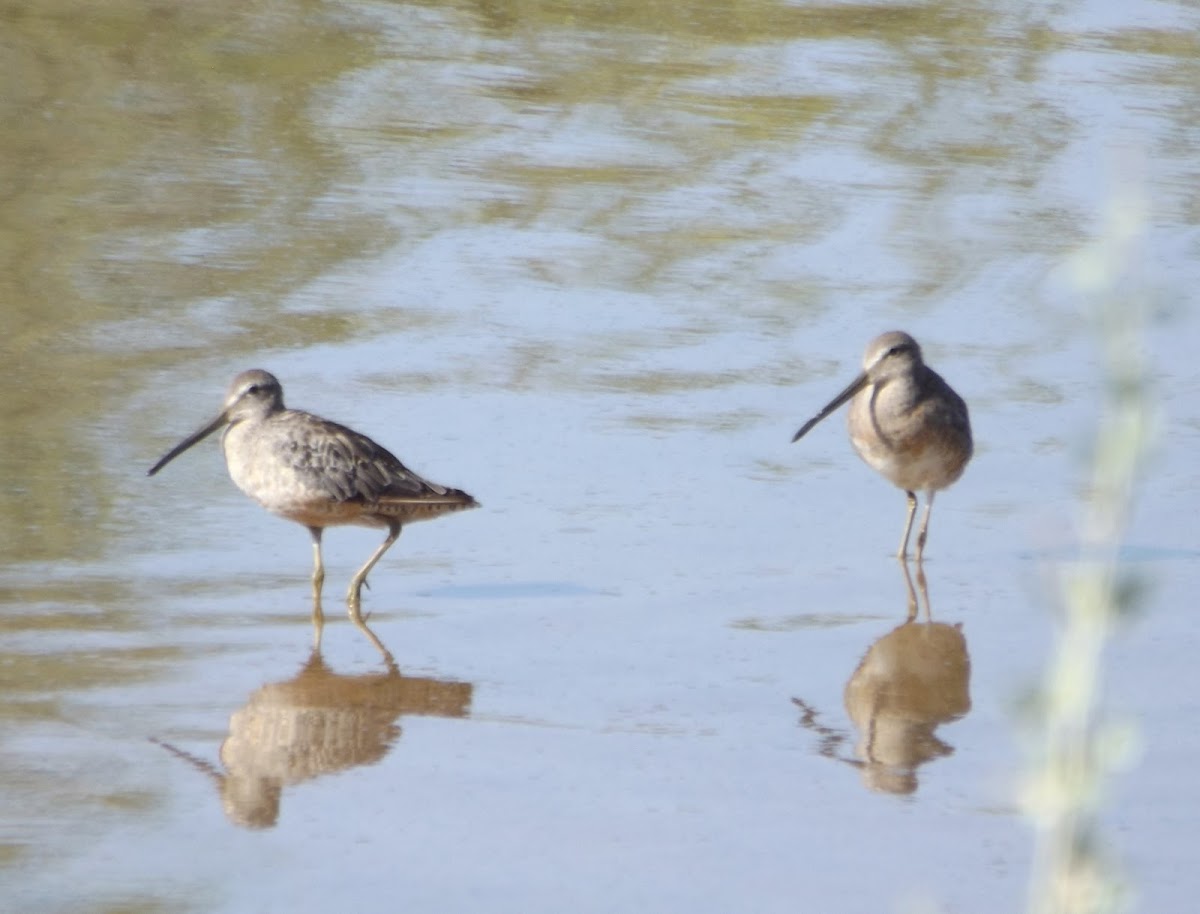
[2, 1, 1198, 912]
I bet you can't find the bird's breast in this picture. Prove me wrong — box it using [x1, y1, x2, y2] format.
[847, 387, 971, 492]
[222, 419, 342, 517]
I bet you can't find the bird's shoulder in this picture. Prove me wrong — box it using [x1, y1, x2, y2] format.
[915, 368, 971, 435]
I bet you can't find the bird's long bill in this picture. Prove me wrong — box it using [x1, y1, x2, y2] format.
[791, 372, 870, 442]
[147, 412, 228, 476]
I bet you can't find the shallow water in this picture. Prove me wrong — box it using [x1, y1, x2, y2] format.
[2, 1, 1198, 912]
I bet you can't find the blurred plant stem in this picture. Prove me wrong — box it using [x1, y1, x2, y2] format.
[1022, 176, 1155, 914]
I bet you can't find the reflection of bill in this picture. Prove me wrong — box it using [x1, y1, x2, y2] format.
[153, 651, 473, 828]
[792, 560, 971, 795]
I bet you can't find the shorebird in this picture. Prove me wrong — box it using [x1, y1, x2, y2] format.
[148, 370, 478, 612]
[791, 331, 971, 561]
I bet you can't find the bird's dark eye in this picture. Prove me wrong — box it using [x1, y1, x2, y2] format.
[247, 384, 261, 395]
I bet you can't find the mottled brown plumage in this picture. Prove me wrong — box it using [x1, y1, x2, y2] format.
[148, 369, 477, 607]
[792, 332, 971, 560]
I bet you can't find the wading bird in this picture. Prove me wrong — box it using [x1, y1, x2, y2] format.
[792, 332, 971, 560]
[148, 370, 478, 616]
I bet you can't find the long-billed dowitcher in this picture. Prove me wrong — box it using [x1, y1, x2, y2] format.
[791, 331, 971, 561]
[148, 370, 478, 611]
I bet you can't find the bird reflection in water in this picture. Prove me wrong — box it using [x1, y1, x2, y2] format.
[153, 650, 473, 828]
[792, 560, 971, 795]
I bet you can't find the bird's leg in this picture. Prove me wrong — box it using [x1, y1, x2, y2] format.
[347, 521, 402, 612]
[308, 526, 325, 599]
[897, 490, 918, 559]
[308, 527, 326, 650]
[914, 491, 936, 562]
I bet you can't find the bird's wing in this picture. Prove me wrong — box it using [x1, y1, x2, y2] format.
[274, 411, 449, 504]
